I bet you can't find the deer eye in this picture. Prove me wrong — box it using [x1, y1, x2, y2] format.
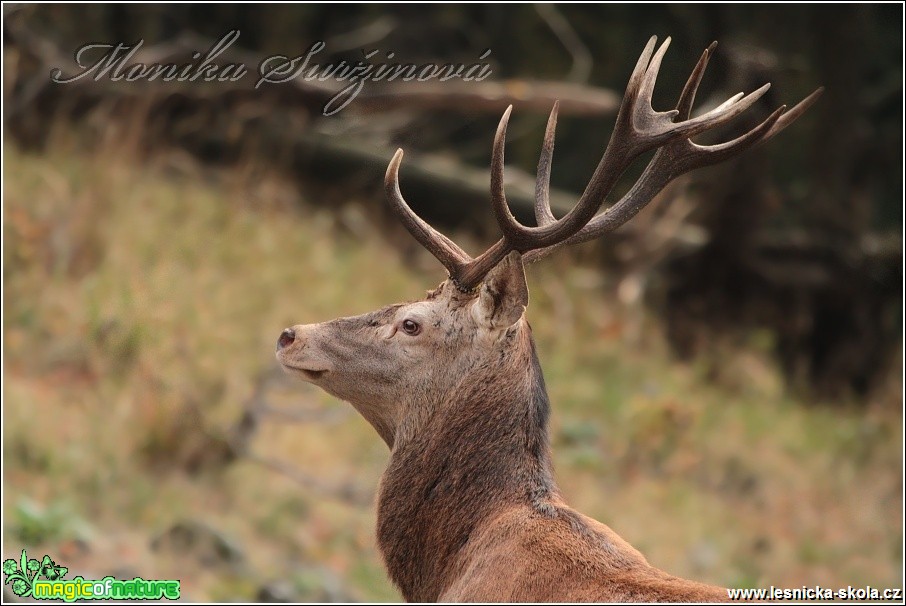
[401, 319, 421, 336]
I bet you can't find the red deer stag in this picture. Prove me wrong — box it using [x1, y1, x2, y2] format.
[276, 36, 820, 602]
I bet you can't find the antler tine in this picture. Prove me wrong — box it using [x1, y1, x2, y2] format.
[634, 37, 680, 126]
[761, 86, 823, 143]
[661, 83, 771, 144]
[694, 104, 787, 160]
[534, 101, 560, 227]
[385, 149, 472, 278]
[621, 35, 660, 113]
[489, 105, 521, 243]
[676, 41, 718, 120]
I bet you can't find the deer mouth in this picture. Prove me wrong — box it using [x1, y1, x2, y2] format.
[282, 364, 328, 381]
[299, 368, 327, 381]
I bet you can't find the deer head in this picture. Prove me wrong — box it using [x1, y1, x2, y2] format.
[275, 251, 530, 448]
[276, 36, 820, 601]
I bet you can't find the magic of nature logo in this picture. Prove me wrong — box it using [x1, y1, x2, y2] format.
[3, 549, 180, 601]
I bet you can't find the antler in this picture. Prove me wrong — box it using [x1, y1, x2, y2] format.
[524, 44, 824, 263]
[385, 36, 821, 291]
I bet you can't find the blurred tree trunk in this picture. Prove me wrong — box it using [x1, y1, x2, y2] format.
[809, 5, 871, 240]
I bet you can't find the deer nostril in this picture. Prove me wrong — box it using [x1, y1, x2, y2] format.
[277, 328, 295, 350]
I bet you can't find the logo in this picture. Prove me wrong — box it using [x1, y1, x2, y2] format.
[3, 549, 180, 601]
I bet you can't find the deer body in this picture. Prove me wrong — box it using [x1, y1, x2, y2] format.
[373, 292, 725, 602]
[277, 37, 818, 602]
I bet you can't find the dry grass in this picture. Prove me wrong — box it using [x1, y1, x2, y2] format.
[3, 141, 902, 601]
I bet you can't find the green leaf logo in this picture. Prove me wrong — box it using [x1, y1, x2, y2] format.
[3, 549, 68, 596]
[2, 549, 34, 597]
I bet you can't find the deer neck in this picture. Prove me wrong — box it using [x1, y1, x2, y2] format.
[376, 332, 557, 601]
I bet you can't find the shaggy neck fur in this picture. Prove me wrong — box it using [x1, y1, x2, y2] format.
[377, 328, 557, 601]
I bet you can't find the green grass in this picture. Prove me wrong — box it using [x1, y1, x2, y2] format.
[3, 142, 902, 600]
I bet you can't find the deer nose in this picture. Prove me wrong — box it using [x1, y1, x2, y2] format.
[277, 328, 296, 350]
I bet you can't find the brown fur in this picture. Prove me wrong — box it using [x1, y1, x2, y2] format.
[277, 254, 729, 602]
[378, 330, 726, 602]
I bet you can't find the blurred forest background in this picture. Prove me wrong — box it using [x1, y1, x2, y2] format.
[3, 3, 902, 602]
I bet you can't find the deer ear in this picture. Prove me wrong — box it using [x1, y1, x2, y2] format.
[474, 251, 529, 329]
